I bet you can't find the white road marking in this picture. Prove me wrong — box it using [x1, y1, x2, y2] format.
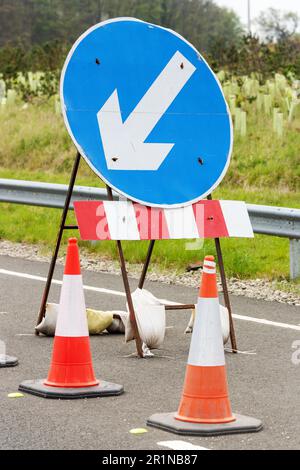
[225, 347, 256, 355]
[158, 440, 209, 450]
[0, 268, 125, 297]
[15, 334, 35, 336]
[1, 268, 299, 332]
[232, 313, 300, 332]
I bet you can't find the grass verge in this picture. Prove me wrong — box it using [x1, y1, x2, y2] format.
[0, 102, 299, 292]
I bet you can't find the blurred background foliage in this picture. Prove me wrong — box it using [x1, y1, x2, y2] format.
[0, 0, 299, 93]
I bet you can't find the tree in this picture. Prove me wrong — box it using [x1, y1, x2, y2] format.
[0, 0, 33, 45]
[0, 0, 243, 55]
[257, 8, 299, 41]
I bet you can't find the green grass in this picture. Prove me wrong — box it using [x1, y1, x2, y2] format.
[0, 101, 299, 291]
[1, 99, 300, 191]
[225, 115, 300, 192]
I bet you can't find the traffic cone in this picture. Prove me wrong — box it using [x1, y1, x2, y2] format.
[0, 356, 18, 368]
[19, 238, 123, 399]
[0, 336, 18, 368]
[0, 354, 18, 368]
[147, 256, 262, 436]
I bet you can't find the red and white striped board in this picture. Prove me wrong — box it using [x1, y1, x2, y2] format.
[74, 200, 253, 241]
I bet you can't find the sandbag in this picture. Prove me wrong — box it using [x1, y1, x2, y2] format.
[106, 311, 127, 334]
[126, 288, 166, 350]
[36, 303, 114, 336]
[185, 304, 230, 345]
[35, 303, 58, 336]
[86, 308, 113, 335]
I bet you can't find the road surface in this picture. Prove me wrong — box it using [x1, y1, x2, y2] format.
[0, 254, 299, 450]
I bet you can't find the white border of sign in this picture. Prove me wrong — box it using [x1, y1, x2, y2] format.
[60, 17, 233, 208]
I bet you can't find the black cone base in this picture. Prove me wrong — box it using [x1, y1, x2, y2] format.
[147, 412, 263, 436]
[0, 355, 18, 368]
[19, 379, 124, 399]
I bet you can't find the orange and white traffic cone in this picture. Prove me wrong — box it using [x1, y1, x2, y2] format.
[19, 238, 123, 399]
[147, 256, 262, 435]
[0, 349, 18, 368]
[0, 356, 18, 368]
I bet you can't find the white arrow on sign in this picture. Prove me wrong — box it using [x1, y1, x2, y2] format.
[97, 51, 196, 171]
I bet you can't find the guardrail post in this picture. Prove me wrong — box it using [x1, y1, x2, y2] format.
[290, 239, 300, 280]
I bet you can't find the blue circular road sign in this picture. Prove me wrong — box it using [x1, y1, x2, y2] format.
[61, 18, 232, 207]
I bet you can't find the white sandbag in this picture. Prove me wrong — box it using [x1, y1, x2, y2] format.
[106, 309, 150, 344]
[135, 289, 162, 305]
[124, 311, 135, 343]
[185, 304, 230, 345]
[107, 311, 127, 334]
[142, 342, 155, 357]
[220, 305, 230, 344]
[126, 288, 166, 350]
[35, 303, 58, 336]
[124, 289, 158, 343]
[134, 303, 165, 350]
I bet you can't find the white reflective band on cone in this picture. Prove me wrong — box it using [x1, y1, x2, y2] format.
[203, 260, 216, 268]
[203, 267, 216, 274]
[55, 275, 89, 337]
[188, 298, 225, 366]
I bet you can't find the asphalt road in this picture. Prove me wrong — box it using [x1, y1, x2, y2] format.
[0, 254, 300, 450]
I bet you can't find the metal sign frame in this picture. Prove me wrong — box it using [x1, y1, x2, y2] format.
[36, 151, 237, 357]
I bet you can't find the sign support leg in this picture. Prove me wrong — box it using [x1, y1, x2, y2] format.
[138, 240, 156, 289]
[35, 151, 81, 332]
[207, 194, 237, 352]
[214, 237, 237, 352]
[106, 186, 144, 358]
